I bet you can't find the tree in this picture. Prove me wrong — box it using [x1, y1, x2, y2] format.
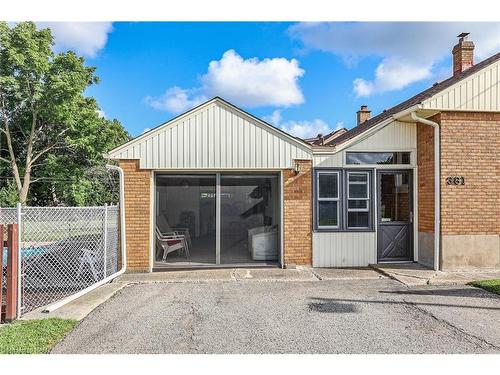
[0, 22, 129, 206]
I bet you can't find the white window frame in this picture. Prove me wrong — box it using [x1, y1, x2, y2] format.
[346, 171, 370, 228]
[316, 171, 340, 229]
[345, 151, 412, 166]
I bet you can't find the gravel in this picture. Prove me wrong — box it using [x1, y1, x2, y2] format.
[52, 278, 500, 354]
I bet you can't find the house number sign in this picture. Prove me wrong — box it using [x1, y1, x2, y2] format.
[446, 176, 465, 185]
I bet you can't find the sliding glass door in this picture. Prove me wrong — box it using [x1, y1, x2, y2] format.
[220, 175, 279, 264]
[155, 173, 279, 267]
[156, 175, 216, 265]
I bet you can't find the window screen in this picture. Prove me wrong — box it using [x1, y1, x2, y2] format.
[346, 172, 370, 228]
[316, 172, 340, 228]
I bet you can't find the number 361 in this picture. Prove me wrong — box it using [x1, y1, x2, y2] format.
[446, 176, 465, 185]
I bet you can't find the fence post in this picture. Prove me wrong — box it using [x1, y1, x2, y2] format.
[16, 202, 22, 318]
[103, 204, 108, 278]
[5, 224, 19, 322]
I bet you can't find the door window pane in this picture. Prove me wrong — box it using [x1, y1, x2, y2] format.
[379, 173, 410, 222]
[318, 201, 338, 227]
[318, 173, 338, 198]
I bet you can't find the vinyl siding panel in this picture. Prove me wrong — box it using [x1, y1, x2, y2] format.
[312, 232, 376, 267]
[423, 60, 500, 111]
[313, 153, 343, 167]
[109, 100, 312, 169]
[348, 120, 416, 151]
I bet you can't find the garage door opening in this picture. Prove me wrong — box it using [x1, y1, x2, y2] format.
[154, 173, 280, 269]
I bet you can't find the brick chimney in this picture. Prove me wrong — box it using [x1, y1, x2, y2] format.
[452, 33, 474, 77]
[356, 105, 371, 125]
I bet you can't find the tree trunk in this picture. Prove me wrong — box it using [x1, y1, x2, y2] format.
[18, 108, 37, 206]
[19, 178, 30, 206]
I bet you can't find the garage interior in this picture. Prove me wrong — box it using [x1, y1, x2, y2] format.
[154, 173, 280, 268]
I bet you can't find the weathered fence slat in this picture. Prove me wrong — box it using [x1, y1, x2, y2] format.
[6, 224, 19, 321]
[0, 224, 4, 321]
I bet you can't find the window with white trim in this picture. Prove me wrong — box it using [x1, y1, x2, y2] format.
[346, 171, 370, 229]
[316, 171, 340, 228]
[346, 151, 411, 165]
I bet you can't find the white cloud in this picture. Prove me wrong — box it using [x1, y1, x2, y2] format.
[353, 58, 432, 97]
[37, 22, 113, 58]
[280, 119, 332, 139]
[264, 109, 343, 139]
[142, 128, 151, 134]
[263, 110, 282, 126]
[289, 22, 500, 96]
[144, 87, 206, 113]
[96, 109, 106, 118]
[146, 50, 305, 113]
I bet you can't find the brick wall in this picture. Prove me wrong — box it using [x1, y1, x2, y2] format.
[440, 111, 500, 235]
[119, 159, 151, 271]
[416, 119, 436, 233]
[283, 159, 312, 266]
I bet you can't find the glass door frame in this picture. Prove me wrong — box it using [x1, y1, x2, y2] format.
[376, 169, 414, 262]
[153, 171, 282, 268]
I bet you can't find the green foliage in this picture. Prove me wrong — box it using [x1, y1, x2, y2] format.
[0, 318, 78, 354]
[469, 279, 500, 295]
[0, 179, 18, 206]
[0, 22, 130, 206]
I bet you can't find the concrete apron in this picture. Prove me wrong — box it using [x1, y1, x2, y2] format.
[20, 267, 385, 321]
[371, 263, 500, 286]
[21, 282, 129, 321]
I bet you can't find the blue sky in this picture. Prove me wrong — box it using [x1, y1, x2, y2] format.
[44, 22, 500, 138]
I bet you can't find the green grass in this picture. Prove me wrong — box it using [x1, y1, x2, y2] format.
[0, 318, 77, 354]
[469, 279, 500, 295]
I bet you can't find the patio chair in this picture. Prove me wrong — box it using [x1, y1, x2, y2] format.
[155, 226, 190, 262]
[156, 215, 192, 248]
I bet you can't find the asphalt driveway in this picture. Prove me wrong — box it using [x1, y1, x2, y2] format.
[53, 271, 500, 354]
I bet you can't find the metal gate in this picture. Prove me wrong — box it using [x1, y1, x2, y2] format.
[0, 205, 120, 316]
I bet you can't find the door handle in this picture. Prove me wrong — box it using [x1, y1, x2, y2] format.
[409, 211, 413, 223]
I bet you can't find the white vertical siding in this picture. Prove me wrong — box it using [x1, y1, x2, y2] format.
[109, 100, 312, 169]
[312, 232, 376, 267]
[348, 121, 416, 151]
[423, 59, 500, 111]
[313, 153, 343, 167]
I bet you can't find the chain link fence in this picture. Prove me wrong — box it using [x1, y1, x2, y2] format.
[1, 205, 120, 315]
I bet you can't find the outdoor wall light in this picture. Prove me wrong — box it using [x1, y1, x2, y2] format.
[294, 162, 302, 175]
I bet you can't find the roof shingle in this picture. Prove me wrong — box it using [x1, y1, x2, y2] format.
[325, 52, 500, 147]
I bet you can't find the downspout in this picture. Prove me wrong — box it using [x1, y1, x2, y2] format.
[106, 164, 127, 274]
[410, 112, 440, 271]
[42, 164, 127, 313]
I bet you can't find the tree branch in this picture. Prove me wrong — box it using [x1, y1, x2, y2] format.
[0, 93, 22, 191]
[29, 129, 69, 167]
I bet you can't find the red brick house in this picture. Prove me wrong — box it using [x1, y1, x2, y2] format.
[108, 34, 499, 272]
